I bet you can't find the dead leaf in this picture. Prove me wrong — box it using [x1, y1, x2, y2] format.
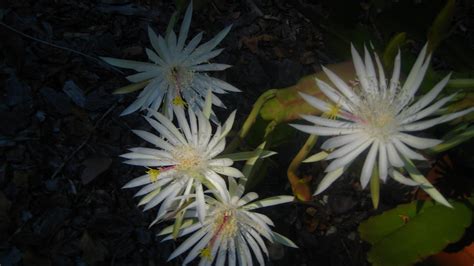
[81, 157, 112, 185]
[240, 34, 275, 53]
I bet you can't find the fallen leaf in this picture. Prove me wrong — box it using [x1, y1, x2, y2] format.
[240, 34, 275, 53]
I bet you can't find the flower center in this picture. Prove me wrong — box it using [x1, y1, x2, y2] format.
[350, 78, 399, 140]
[212, 209, 238, 239]
[166, 66, 194, 92]
[171, 146, 204, 172]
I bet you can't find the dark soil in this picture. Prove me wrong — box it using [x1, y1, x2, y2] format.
[1, 0, 473, 265]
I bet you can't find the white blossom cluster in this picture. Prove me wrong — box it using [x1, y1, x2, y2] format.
[105, 2, 473, 265]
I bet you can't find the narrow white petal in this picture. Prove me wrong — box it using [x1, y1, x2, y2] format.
[403, 73, 451, 116]
[388, 51, 401, 94]
[182, 32, 203, 57]
[192, 63, 231, 72]
[399, 107, 474, 131]
[351, 44, 370, 93]
[251, 212, 274, 226]
[132, 130, 174, 151]
[123, 159, 174, 167]
[291, 124, 361, 136]
[398, 43, 428, 108]
[122, 174, 149, 188]
[161, 221, 204, 240]
[248, 229, 269, 256]
[314, 167, 344, 195]
[360, 140, 379, 189]
[147, 110, 188, 144]
[215, 238, 228, 266]
[212, 167, 244, 178]
[183, 231, 214, 265]
[120, 152, 158, 160]
[396, 133, 442, 149]
[120, 96, 148, 116]
[315, 79, 352, 111]
[326, 134, 369, 160]
[298, 92, 331, 112]
[143, 181, 181, 211]
[321, 66, 359, 103]
[197, 111, 212, 148]
[208, 158, 233, 167]
[126, 69, 162, 83]
[321, 133, 365, 150]
[168, 225, 211, 261]
[392, 138, 426, 161]
[177, 2, 192, 50]
[237, 233, 253, 266]
[101, 57, 157, 72]
[128, 147, 173, 159]
[325, 139, 373, 172]
[243, 195, 294, 210]
[173, 105, 193, 143]
[145, 48, 166, 66]
[188, 108, 199, 145]
[244, 231, 265, 265]
[364, 46, 377, 86]
[400, 94, 456, 124]
[386, 142, 404, 167]
[389, 169, 420, 186]
[300, 114, 359, 129]
[237, 192, 259, 206]
[374, 52, 387, 91]
[204, 170, 230, 201]
[196, 182, 206, 223]
[144, 116, 182, 146]
[226, 238, 236, 266]
[378, 143, 388, 183]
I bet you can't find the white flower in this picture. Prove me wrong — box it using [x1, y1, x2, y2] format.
[159, 178, 297, 266]
[292, 44, 473, 196]
[121, 106, 243, 225]
[102, 3, 240, 117]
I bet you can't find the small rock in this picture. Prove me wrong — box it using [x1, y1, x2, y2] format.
[63, 80, 86, 108]
[347, 231, 357, 241]
[328, 194, 357, 215]
[326, 226, 337, 235]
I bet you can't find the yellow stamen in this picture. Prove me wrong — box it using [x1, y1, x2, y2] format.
[200, 247, 212, 260]
[324, 103, 341, 120]
[172, 96, 187, 107]
[146, 168, 160, 182]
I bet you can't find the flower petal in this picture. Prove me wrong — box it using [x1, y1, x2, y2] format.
[360, 140, 379, 189]
[396, 133, 442, 149]
[314, 167, 344, 195]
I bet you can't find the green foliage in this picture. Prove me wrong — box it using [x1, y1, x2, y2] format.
[359, 198, 473, 266]
[382, 32, 406, 70]
[429, 124, 474, 154]
[427, 0, 455, 52]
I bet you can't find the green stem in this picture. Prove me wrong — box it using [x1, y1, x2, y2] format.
[446, 79, 474, 89]
[287, 134, 318, 201]
[224, 89, 277, 153]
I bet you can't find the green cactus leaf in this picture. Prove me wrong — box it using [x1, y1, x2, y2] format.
[427, 0, 456, 52]
[358, 198, 473, 266]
